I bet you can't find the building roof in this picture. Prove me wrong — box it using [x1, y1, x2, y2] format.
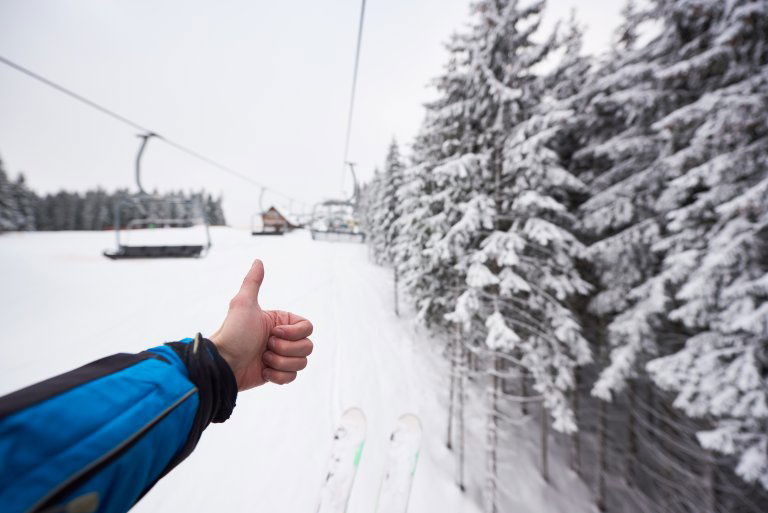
[262, 205, 300, 228]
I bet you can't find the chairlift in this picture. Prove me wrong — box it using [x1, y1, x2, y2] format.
[311, 0, 367, 244]
[251, 188, 285, 236]
[103, 133, 212, 259]
[310, 162, 365, 243]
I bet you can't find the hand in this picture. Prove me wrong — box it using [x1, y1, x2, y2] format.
[210, 259, 314, 391]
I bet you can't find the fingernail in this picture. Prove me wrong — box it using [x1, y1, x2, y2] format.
[273, 327, 285, 337]
[268, 336, 275, 347]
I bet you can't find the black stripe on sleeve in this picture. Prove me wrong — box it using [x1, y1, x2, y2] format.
[0, 351, 164, 419]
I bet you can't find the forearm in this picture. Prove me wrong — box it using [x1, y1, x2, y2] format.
[0, 335, 236, 513]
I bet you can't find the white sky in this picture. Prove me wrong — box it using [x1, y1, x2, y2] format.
[0, 0, 623, 226]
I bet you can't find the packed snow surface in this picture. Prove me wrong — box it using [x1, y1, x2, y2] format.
[0, 228, 592, 513]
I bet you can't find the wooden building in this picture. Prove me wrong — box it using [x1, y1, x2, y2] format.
[253, 206, 299, 235]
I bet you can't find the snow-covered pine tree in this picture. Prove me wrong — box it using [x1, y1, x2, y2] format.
[389, 164, 430, 302]
[366, 139, 405, 265]
[11, 174, 37, 231]
[448, 18, 595, 509]
[529, 3, 683, 509]
[402, 28, 484, 328]
[0, 162, 22, 232]
[211, 194, 226, 226]
[640, 0, 768, 491]
[569, 0, 669, 402]
[357, 167, 377, 239]
[433, 2, 585, 510]
[544, 9, 592, 102]
[399, 0, 556, 331]
[80, 190, 107, 231]
[438, 0, 559, 335]
[566, 0, 768, 508]
[468, 17, 594, 437]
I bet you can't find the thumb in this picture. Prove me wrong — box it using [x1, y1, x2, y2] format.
[237, 259, 265, 304]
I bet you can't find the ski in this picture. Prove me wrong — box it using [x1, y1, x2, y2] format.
[317, 407, 367, 513]
[375, 413, 423, 513]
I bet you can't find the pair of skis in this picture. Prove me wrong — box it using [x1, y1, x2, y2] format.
[316, 408, 422, 513]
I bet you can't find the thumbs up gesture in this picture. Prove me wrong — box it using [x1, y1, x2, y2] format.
[211, 259, 314, 391]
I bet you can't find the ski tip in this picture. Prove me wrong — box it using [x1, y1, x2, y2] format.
[340, 407, 366, 424]
[396, 413, 422, 433]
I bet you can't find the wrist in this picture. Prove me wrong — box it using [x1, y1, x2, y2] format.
[165, 334, 238, 424]
[209, 335, 242, 389]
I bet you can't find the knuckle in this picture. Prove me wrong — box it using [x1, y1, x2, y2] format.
[274, 354, 289, 369]
[276, 339, 289, 355]
[297, 358, 308, 371]
[305, 339, 314, 355]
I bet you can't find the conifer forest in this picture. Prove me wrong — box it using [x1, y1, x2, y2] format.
[361, 1, 768, 512]
[0, 163, 226, 232]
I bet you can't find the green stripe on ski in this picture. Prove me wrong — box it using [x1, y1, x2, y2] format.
[354, 441, 365, 467]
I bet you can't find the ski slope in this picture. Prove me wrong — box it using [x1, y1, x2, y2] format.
[0, 228, 592, 513]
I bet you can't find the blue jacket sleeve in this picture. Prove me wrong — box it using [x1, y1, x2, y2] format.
[0, 335, 238, 513]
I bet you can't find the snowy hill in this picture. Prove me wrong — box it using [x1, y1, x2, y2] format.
[0, 228, 593, 513]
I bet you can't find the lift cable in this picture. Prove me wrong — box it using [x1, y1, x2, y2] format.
[0, 53, 307, 207]
[340, 0, 367, 190]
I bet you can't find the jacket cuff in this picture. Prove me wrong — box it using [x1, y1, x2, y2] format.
[166, 334, 238, 425]
[146, 335, 238, 486]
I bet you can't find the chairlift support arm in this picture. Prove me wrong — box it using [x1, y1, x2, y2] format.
[259, 187, 266, 213]
[135, 132, 157, 195]
[346, 161, 360, 206]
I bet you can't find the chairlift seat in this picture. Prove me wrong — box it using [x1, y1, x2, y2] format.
[103, 134, 213, 261]
[251, 225, 285, 236]
[251, 230, 284, 236]
[310, 229, 365, 243]
[103, 244, 206, 260]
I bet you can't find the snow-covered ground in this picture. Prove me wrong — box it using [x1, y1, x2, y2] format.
[0, 227, 592, 513]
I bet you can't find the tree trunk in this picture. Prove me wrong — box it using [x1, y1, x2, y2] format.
[468, 349, 479, 376]
[706, 453, 718, 513]
[520, 367, 529, 416]
[627, 378, 637, 487]
[596, 399, 607, 512]
[485, 357, 501, 513]
[646, 382, 655, 444]
[500, 357, 512, 395]
[571, 367, 581, 475]
[393, 266, 399, 317]
[446, 334, 458, 450]
[457, 343, 467, 492]
[541, 403, 549, 483]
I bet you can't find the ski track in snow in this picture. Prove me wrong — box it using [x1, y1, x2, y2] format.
[0, 228, 592, 513]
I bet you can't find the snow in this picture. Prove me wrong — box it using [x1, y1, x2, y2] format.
[484, 311, 520, 351]
[466, 262, 499, 288]
[0, 228, 592, 513]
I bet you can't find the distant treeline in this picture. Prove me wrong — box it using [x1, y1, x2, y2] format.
[0, 162, 226, 232]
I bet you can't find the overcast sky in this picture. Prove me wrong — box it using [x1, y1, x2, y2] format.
[0, 0, 623, 226]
